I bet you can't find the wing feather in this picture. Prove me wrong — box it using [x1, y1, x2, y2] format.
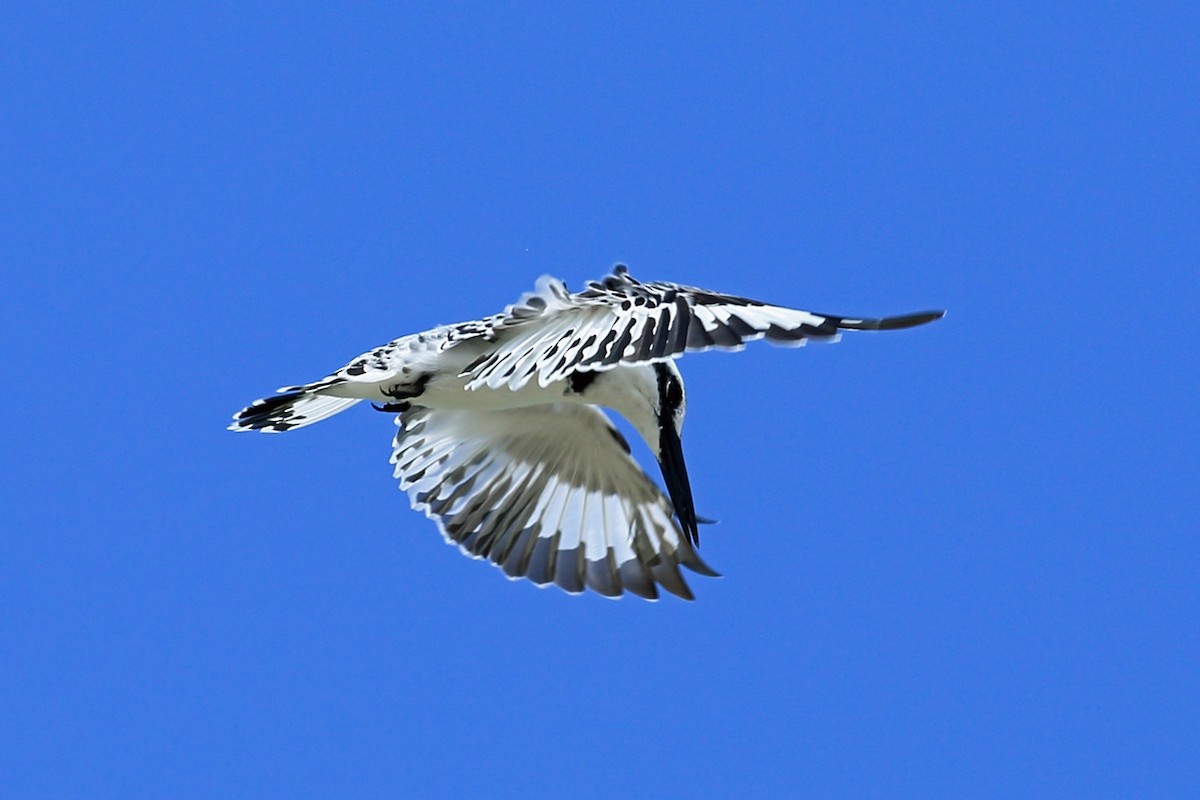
[462, 266, 943, 391]
[390, 403, 718, 600]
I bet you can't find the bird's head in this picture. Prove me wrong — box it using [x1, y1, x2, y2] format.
[650, 361, 699, 546]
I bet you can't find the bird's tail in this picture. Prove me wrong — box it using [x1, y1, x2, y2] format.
[229, 390, 361, 433]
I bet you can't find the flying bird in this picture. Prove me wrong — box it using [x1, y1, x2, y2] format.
[230, 265, 943, 600]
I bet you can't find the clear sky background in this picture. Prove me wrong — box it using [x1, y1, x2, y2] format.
[2, 3, 1196, 797]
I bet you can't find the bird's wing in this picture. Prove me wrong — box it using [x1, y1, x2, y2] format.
[460, 266, 944, 390]
[391, 402, 719, 600]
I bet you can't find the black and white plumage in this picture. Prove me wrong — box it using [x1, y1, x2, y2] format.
[230, 265, 943, 600]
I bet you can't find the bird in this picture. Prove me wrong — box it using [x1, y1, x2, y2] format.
[230, 265, 943, 600]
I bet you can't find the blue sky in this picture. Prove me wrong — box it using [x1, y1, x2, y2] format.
[2, 3, 1196, 797]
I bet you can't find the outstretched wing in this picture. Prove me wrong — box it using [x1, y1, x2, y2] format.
[390, 403, 718, 600]
[461, 265, 944, 390]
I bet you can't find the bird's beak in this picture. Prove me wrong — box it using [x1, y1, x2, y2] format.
[658, 423, 700, 547]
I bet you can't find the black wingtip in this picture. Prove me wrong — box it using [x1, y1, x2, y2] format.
[835, 309, 946, 331]
[877, 309, 946, 330]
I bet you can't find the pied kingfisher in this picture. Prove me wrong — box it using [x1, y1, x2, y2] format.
[230, 265, 943, 600]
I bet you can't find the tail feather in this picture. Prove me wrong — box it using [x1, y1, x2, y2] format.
[229, 391, 361, 433]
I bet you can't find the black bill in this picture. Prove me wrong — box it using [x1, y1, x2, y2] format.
[658, 423, 700, 547]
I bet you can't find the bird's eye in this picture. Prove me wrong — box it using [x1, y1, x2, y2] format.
[665, 377, 684, 409]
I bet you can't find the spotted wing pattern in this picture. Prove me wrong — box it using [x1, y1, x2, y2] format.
[460, 266, 943, 391]
[391, 402, 719, 600]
